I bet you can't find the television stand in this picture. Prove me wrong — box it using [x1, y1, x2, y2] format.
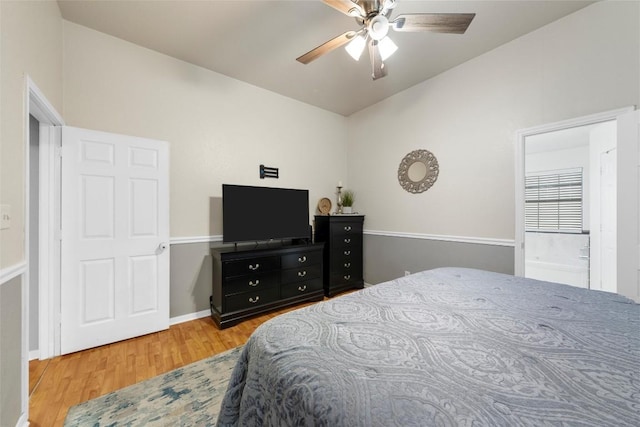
[210, 242, 325, 329]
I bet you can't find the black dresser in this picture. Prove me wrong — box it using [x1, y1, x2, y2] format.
[314, 215, 365, 296]
[210, 243, 324, 329]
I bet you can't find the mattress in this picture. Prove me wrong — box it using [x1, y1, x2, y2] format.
[216, 267, 640, 426]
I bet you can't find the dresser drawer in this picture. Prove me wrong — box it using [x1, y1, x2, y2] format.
[281, 251, 322, 269]
[331, 234, 362, 249]
[330, 221, 362, 236]
[330, 221, 363, 237]
[332, 258, 362, 275]
[330, 271, 363, 286]
[281, 264, 322, 284]
[281, 278, 323, 299]
[331, 247, 361, 263]
[224, 272, 279, 296]
[224, 256, 279, 278]
[225, 287, 279, 312]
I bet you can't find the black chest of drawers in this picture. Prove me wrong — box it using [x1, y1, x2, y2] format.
[314, 215, 365, 297]
[210, 243, 324, 329]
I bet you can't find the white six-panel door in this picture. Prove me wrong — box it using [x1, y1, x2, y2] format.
[60, 126, 169, 354]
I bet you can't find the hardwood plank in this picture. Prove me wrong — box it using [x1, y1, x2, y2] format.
[28, 298, 326, 427]
[29, 358, 50, 396]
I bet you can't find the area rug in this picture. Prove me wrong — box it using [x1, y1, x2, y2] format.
[64, 346, 243, 426]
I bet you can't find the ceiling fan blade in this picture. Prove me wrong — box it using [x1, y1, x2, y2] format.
[369, 39, 387, 80]
[323, 0, 364, 17]
[297, 31, 358, 64]
[391, 13, 475, 34]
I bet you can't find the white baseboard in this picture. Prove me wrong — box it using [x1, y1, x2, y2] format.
[29, 350, 40, 361]
[16, 412, 29, 427]
[169, 309, 211, 326]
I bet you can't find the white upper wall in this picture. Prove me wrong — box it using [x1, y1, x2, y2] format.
[3, 1, 638, 265]
[346, 1, 639, 240]
[63, 21, 348, 238]
[0, 1, 63, 269]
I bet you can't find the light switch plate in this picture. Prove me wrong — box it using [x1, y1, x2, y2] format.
[0, 204, 11, 230]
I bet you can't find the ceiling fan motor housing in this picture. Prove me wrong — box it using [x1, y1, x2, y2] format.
[359, 0, 383, 15]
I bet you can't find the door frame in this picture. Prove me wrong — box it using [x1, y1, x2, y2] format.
[514, 106, 633, 277]
[25, 77, 65, 361]
[617, 109, 640, 302]
[590, 129, 618, 292]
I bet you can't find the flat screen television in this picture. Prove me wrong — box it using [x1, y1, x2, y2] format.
[222, 184, 310, 243]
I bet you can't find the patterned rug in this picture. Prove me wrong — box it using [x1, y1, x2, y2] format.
[64, 346, 243, 426]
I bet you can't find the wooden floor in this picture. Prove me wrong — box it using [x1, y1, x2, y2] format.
[28, 301, 320, 427]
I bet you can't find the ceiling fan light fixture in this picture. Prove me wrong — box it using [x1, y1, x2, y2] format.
[299, 1, 475, 79]
[345, 34, 367, 61]
[368, 15, 390, 40]
[381, 0, 397, 16]
[378, 36, 398, 61]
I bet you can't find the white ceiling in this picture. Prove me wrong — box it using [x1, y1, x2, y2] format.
[57, 0, 594, 116]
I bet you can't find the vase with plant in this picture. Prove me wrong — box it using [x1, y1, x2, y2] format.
[341, 189, 355, 214]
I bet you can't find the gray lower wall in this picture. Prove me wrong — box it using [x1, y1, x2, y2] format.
[169, 242, 215, 318]
[1, 276, 23, 427]
[169, 241, 233, 318]
[363, 234, 515, 285]
[169, 235, 515, 318]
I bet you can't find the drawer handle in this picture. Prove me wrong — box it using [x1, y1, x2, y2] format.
[298, 270, 307, 277]
[248, 296, 260, 304]
[344, 262, 351, 268]
[248, 263, 260, 271]
[249, 280, 259, 287]
[344, 238, 351, 244]
[344, 226, 352, 231]
[344, 250, 351, 256]
[298, 285, 307, 292]
[344, 275, 351, 280]
[298, 255, 307, 263]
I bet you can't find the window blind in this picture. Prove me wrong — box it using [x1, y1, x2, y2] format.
[525, 170, 583, 233]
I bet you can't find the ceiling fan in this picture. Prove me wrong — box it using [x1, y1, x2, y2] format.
[296, 0, 475, 80]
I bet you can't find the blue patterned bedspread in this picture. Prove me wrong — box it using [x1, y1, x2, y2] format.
[217, 268, 640, 426]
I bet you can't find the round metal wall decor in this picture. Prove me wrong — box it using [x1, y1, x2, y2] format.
[397, 149, 439, 194]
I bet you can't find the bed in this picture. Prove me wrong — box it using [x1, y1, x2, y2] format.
[216, 268, 640, 426]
